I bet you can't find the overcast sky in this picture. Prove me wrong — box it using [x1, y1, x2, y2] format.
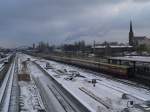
[0, 0, 150, 48]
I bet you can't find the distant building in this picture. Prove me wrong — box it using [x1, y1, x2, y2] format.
[92, 21, 150, 56]
[93, 43, 133, 56]
[129, 21, 150, 47]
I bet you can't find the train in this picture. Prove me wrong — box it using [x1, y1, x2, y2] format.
[0, 55, 14, 86]
[36, 55, 133, 78]
[46, 56, 150, 86]
[26, 52, 150, 86]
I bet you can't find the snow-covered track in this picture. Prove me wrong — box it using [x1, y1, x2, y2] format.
[0, 57, 16, 112]
[32, 61, 91, 112]
[97, 73, 150, 90]
[97, 81, 146, 102]
[47, 84, 76, 112]
[79, 87, 111, 109]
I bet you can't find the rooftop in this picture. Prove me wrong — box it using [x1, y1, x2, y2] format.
[93, 45, 133, 49]
[110, 56, 150, 63]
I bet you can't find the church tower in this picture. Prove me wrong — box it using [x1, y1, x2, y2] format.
[129, 21, 134, 46]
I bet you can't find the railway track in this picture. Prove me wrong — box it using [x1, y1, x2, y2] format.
[35, 59, 150, 103]
[47, 85, 76, 112]
[29, 53, 150, 90]
[57, 63, 150, 102]
[60, 62, 150, 91]
[31, 61, 91, 112]
[0, 57, 16, 112]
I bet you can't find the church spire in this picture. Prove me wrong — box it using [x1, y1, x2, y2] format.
[130, 21, 133, 33]
[129, 20, 134, 46]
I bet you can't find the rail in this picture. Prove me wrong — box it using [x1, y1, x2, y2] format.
[33, 61, 91, 112]
[8, 57, 19, 112]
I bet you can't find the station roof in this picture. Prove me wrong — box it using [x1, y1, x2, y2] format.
[93, 45, 133, 49]
[109, 56, 150, 63]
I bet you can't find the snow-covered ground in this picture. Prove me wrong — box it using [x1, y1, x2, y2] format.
[19, 81, 45, 112]
[16, 53, 45, 112]
[18, 53, 150, 112]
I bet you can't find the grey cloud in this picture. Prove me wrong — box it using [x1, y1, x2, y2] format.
[0, 0, 150, 48]
[133, 0, 150, 2]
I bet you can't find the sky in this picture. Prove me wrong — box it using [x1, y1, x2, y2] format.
[0, 0, 150, 48]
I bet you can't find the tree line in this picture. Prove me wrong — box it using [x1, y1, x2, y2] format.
[33, 41, 92, 53]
